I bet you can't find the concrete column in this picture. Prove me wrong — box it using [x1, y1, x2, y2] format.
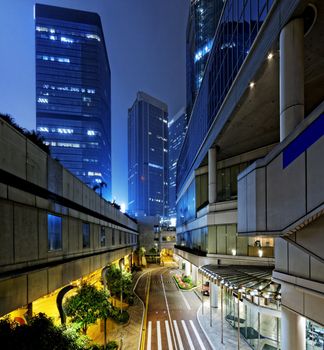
[208, 147, 217, 203]
[280, 18, 304, 141]
[185, 261, 191, 276]
[281, 306, 306, 350]
[192, 265, 198, 284]
[211, 283, 218, 308]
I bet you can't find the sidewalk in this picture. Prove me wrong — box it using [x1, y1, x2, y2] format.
[196, 298, 251, 350]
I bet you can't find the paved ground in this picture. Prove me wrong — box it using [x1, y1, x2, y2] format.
[135, 265, 213, 350]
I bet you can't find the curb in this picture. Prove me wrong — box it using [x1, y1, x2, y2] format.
[196, 304, 217, 350]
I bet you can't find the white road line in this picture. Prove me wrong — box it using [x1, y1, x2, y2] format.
[165, 320, 173, 350]
[179, 290, 191, 310]
[173, 320, 184, 350]
[189, 320, 206, 350]
[157, 320, 162, 350]
[147, 321, 152, 350]
[181, 320, 195, 350]
[161, 274, 178, 350]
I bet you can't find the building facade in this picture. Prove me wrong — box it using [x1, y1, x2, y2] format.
[186, 0, 224, 116]
[176, 0, 324, 349]
[0, 118, 138, 319]
[35, 4, 111, 200]
[168, 107, 186, 221]
[128, 91, 169, 218]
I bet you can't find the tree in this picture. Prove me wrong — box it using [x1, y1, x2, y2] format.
[93, 181, 107, 198]
[0, 313, 85, 350]
[64, 283, 111, 335]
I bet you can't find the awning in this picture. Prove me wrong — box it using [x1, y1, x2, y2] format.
[199, 265, 281, 305]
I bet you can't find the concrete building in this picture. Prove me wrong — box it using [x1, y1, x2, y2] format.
[35, 4, 112, 199]
[168, 107, 186, 221]
[0, 118, 138, 318]
[128, 91, 169, 219]
[176, 0, 324, 348]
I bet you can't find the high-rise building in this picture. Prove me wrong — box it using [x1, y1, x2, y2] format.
[35, 4, 111, 199]
[168, 107, 186, 221]
[186, 0, 224, 116]
[128, 92, 168, 218]
[176, 0, 324, 348]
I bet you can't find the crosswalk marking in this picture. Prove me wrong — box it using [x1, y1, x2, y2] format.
[157, 320, 162, 350]
[165, 320, 173, 350]
[189, 320, 206, 350]
[181, 320, 195, 350]
[147, 321, 152, 350]
[146, 319, 206, 350]
[173, 320, 184, 350]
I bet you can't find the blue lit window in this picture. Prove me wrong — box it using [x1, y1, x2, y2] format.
[194, 40, 214, 62]
[82, 223, 90, 248]
[48, 214, 62, 251]
[61, 36, 74, 43]
[38, 97, 48, 104]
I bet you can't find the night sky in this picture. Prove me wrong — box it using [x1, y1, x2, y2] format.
[0, 0, 189, 206]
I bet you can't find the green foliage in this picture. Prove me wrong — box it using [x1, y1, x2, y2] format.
[88, 341, 118, 350]
[0, 313, 84, 350]
[64, 283, 111, 334]
[105, 265, 133, 302]
[182, 275, 192, 284]
[108, 307, 130, 324]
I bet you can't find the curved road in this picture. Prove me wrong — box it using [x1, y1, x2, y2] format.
[135, 266, 212, 350]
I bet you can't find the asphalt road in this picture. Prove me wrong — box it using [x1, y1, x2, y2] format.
[135, 266, 212, 350]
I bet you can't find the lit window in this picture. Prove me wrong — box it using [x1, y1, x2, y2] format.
[148, 163, 163, 170]
[88, 171, 102, 176]
[86, 34, 101, 42]
[49, 35, 57, 40]
[48, 214, 62, 251]
[37, 127, 49, 132]
[57, 57, 70, 63]
[57, 128, 73, 134]
[36, 26, 48, 32]
[87, 89, 95, 94]
[87, 130, 95, 136]
[194, 40, 213, 62]
[37, 97, 48, 104]
[61, 36, 74, 43]
[82, 223, 90, 248]
[49, 28, 55, 34]
[57, 142, 80, 148]
[83, 97, 91, 103]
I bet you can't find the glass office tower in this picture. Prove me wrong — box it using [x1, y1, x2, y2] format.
[128, 92, 168, 218]
[35, 4, 111, 199]
[168, 107, 186, 221]
[186, 0, 224, 116]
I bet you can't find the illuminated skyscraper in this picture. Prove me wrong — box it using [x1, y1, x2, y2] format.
[35, 4, 111, 199]
[186, 0, 224, 116]
[128, 92, 168, 218]
[168, 107, 186, 220]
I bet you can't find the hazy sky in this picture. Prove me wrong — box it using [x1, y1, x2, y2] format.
[0, 0, 189, 206]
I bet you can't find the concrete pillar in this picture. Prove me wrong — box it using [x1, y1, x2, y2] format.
[281, 306, 306, 350]
[208, 147, 217, 203]
[192, 265, 198, 284]
[280, 18, 304, 141]
[185, 261, 191, 276]
[211, 283, 218, 308]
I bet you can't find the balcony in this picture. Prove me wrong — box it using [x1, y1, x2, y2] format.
[238, 103, 324, 236]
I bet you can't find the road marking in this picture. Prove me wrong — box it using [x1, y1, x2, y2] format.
[165, 321, 173, 350]
[173, 320, 184, 350]
[161, 274, 178, 350]
[181, 320, 195, 350]
[147, 321, 152, 350]
[189, 320, 206, 350]
[179, 290, 191, 310]
[157, 321, 162, 350]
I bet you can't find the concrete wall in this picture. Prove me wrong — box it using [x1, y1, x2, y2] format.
[238, 106, 324, 236]
[0, 119, 139, 316]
